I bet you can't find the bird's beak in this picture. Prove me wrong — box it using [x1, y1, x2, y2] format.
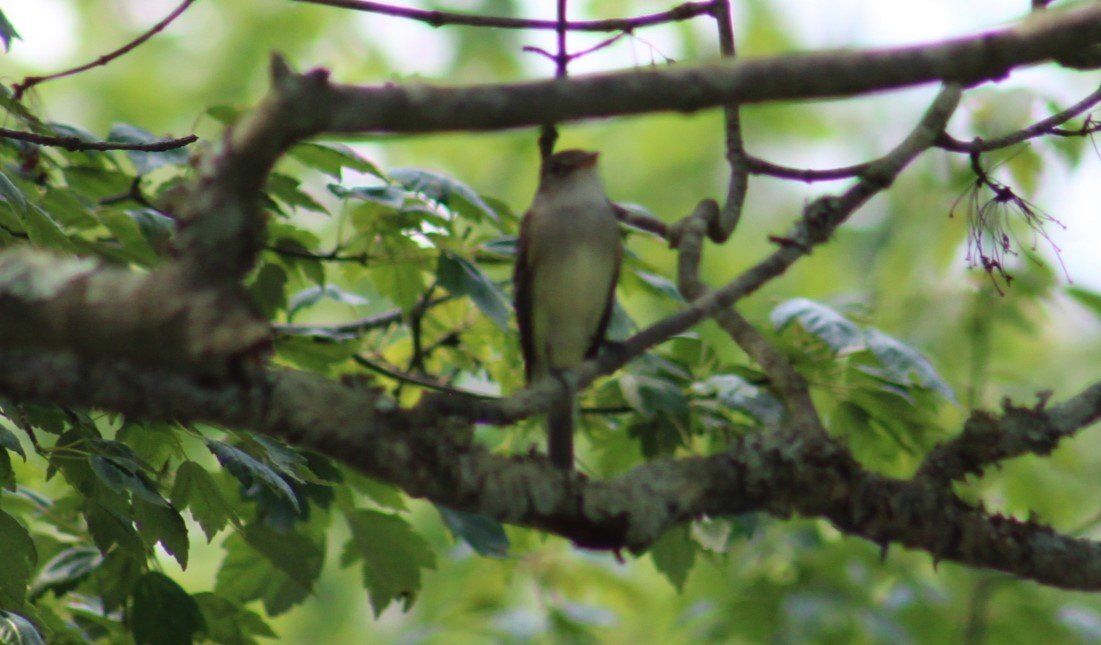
[578, 151, 599, 168]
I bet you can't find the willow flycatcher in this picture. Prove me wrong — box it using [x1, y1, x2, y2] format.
[514, 150, 623, 469]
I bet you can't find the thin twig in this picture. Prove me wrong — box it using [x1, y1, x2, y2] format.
[313, 6, 1101, 134]
[293, 0, 717, 32]
[353, 354, 496, 399]
[613, 203, 669, 237]
[273, 294, 457, 337]
[938, 84, 1101, 152]
[711, 0, 749, 242]
[12, 0, 197, 100]
[556, 0, 568, 78]
[0, 128, 197, 153]
[266, 245, 370, 264]
[746, 155, 871, 181]
[407, 282, 438, 373]
[749, 85, 1101, 180]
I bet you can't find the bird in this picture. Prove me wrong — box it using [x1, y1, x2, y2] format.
[513, 149, 623, 469]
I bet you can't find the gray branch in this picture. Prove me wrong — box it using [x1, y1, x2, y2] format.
[3, 351, 1101, 588]
[301, 6, 1101, 134]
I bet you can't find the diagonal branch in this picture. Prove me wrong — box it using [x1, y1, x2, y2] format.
[562, 85, 963, 401]
[12, 0, 197, 100]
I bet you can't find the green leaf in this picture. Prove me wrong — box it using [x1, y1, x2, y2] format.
[0, 423, 25, 460]
[347, 474, 407, 511]
[300, 450, 344, 485]
[243, 523, 324, 590]
[287, 284, 370, 319]
[692, 374, 785, 425]
[61, 166, 134, 200]
[0, 10, 22, 51]
[92, 550, 143, 612]
[330, 183, 405, 208]
[632, 270, 685, 303]
[0, 610, 44, 645]
[130, 208, 176, 245]
[0, 510, 36, 608]
[390, 167, 498, 222]
[289, 142, 383, 180]
[341, 509, 436, 616]
[619, 373, 689, 421]
[626, 417, 683, 459]
[41, 187, 97, 229]
[205, 105, 243, 126]
[247, 262, 289, 319]
[0, 170, 28, 214]
[650, 524, 696, 593]
[193, 592, 277, 645]
[1067, 286, 1101, 319]
[0, 87, 40, 129]
[479, 235, 517, 257]
[30, 546, 102, 599]
[267, 173, 328, 214]
[171, 460, 235, 541]
[372, 259, 426, 313]
[107, 123, 189, 174]
[436, 505, 510, 557]
[862, 329, 955, 402]
[98, 211, 160, 266]
[133, 498, 190, 569]
[115, 421, 177, 472]
[0, 450, 13, 491]
[771, 298, 862, 354]
[691, 517, 736, 553]
[47, 426, 97, 488]
[85, 498, 145, 557]
[215, 530, 320, 616]
[131, 572, 204, 645]
[437, 253, 511, 330]
[274, 336, 362, 373]
[22, 205, 74, 251]
[206, 440, 301, 513]
[88, 453, 166, 508]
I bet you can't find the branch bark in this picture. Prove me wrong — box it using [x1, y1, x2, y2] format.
[294, 5, 1101, 134]
[3, 350, 1101, 589]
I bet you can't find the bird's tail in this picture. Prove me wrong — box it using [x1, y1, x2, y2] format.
[547, 392, 576, 470]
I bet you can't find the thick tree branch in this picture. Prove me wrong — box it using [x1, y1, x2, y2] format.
[287, 6, 1101, 134]
[3, 350, 1101, 588]
[0, 249, 268, 376]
